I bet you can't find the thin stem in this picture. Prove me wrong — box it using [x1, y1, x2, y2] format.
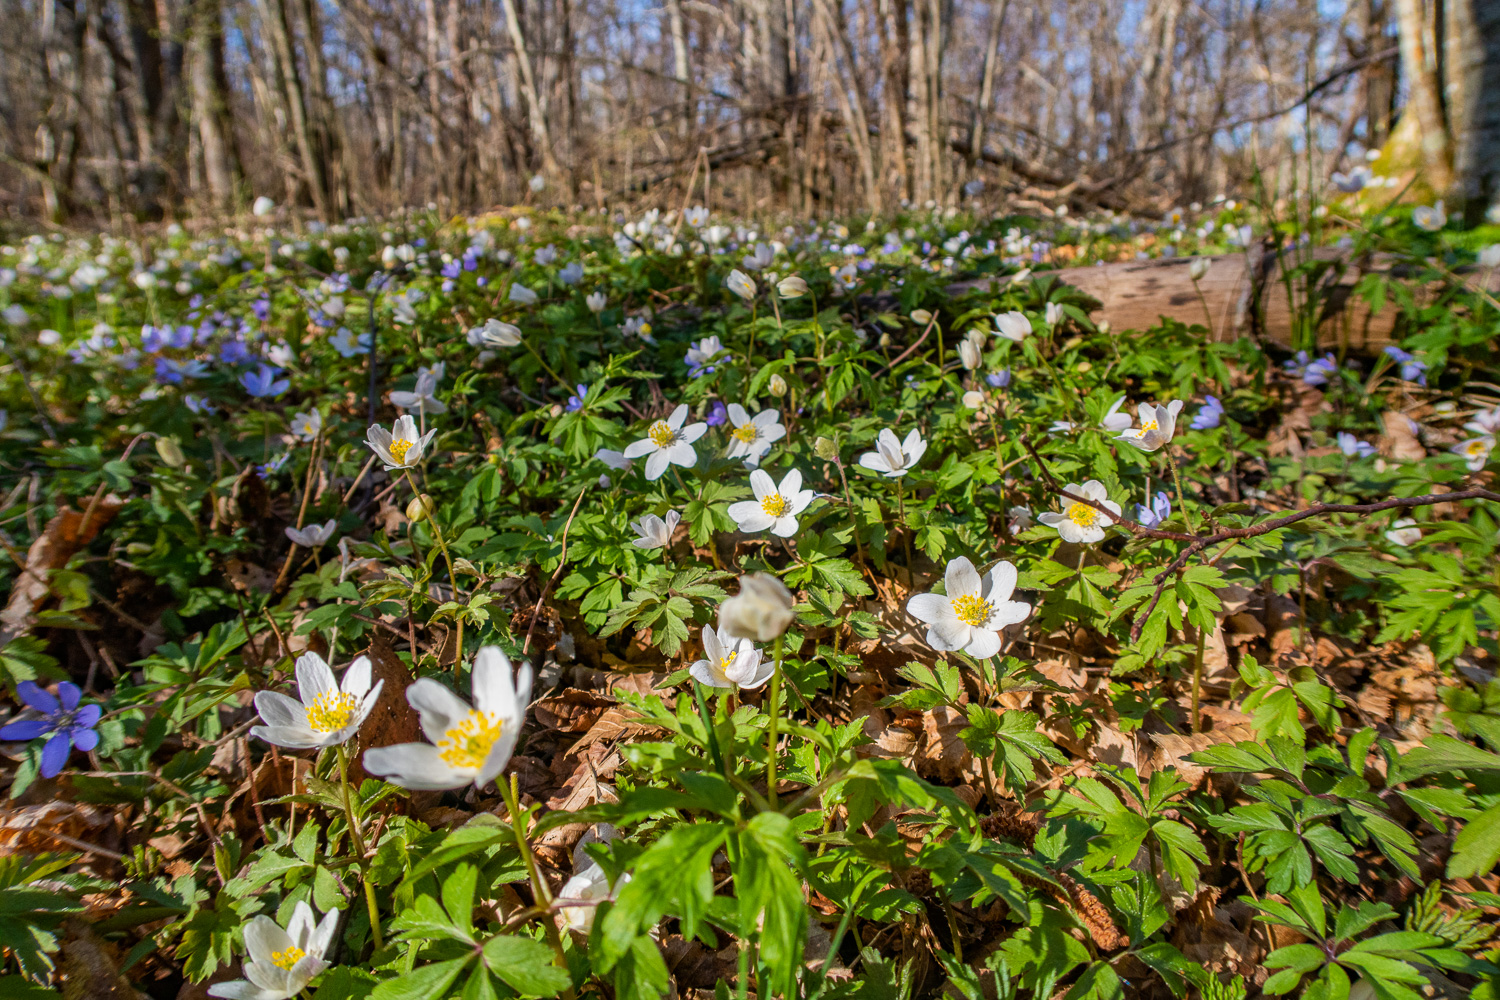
[523, 339, 568, 387]
[500, 773, 572, 981]
[405, 471, 458, 597]
[1190, 626, 1207, 734]
[337, 745, 382, 951]
[896, 478, 913, 572]
[1164, 449, 1196, 532]
[765, 634, 783, 809]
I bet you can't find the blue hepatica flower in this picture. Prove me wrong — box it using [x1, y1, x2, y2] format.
[441, 260, 462, 280]
[184, 394, 216, 415]
[0, 681, 101, 778]
[1284, 350, 1340, 387]
[1383, 346, 1429, 386]
[259, 452, 291, 476]
[219, 339, 252, 366]
[705, 400, 728, 426]
[141, 324, 168, 353]
[1133, 491, 1173, 528]
[987, 369, 1012, 388]
[155, 358, 209, 384]
[566, 384, 589, 413]
[330, 327, 371, 358]
[1191, 395, 1224, 430]
[251, 296, 270, 322]
[1337, 431, 1376, 458]
[241, 363, 289, 398]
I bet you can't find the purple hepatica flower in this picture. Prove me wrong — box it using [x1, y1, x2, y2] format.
[462, 252, 479, 272]
[259, 452, 290, 476]
[241, 363, 289, 398]
[986, 369, 1012, 389]
[141, 324, 168, 353]
[185, 394, 216, 415]
[219, 339, 252, 366]
[1383, 345, 1429, 386]
[1191, 395, 1224, 430]
[441, 260, 462, 279]
[0, 681, 101, 778]
[1284, 350, 1340, 387]
[476, 276, 488, 288]
[566, 384, 589, 413]
[705, 400, 728, 426]
[155, 357, 209, 384]
[1133, 491, 1173, 528]
[1337, 431, 1376, 458]
[167, 325, 195, 350]
[251, 296, 270, 322]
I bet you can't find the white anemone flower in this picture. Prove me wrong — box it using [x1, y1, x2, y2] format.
[622, 404, 708, 480]
[1463, 407, 1500, 437]
[289, 410, 322, 441]
[1100, 397, 1134, 433]
[684, 206, 709, 228]
[1451, 436, 1495, 472]
[1385, 519, 1421, 546]
[285, 519, 338, 549]
[509, 283, 539, 305]
[1114, 400, 1184, 452]
[366, 413, 436, 471]
[958, 339, 982, 370]
[992, 311, 1031, 342]
[1045, 302, 1064, 327]
[743, 243, 776, 270]
[906, 557, 1031, 659]
[250, 651, 382, 750]
[362, 646, 531, 790]
[688, 624, 772, 690]
[727, 468, 814, 537]
[1413, 201, 1446, 232]
[558, 826, 628, 934]
[1037, 480, 1121, 544]
[725, 405, 786, 466]
[586, 291, 607, 314]
[469, 318, 523, 348]
[858, 428, 928, 478]
[725, 269, 757, 300]
[207, 901, 338, 1000]
[630, 510, 680, 549]
[390, 364, 447, 416]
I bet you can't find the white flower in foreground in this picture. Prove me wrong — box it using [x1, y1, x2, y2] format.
[366, 413, 436, 471]
[363, 647, 531, 790]
[907, 557, 1031, 660]
[719, 573, 795, 641]
[725, 405, 786, 466]
[689, 624, 772, 690]
[251, 651, 382, 750]
[777, 275, 808, 298]
[631, 510, 680, 549]
[727, 468, 814, 537]
[289, 410, 322, 441]
[858, 428, 927, 478]
[1452, 436, 1495, 472]
[285, 519, 338, 549]
[468, 318, 522, 348]
[725, 269, 757, 300]
[1037, 480, 1121, 544]
[390, 364, 447, 416]
[251, 196, 276, 218]
[1413, 200, 1446, 232]
[992, 311, 1031, 342]
[1385, 518, 1421, 547]
[1101, 397, 1134, 433]
[622, 404, 707, 480]
[208, 901, 338, 1000]
[586, 291, 607, 314]
[558, 826, 628, 934]
[509, 283, 539, 305]
[1114, 400, 1184, 452]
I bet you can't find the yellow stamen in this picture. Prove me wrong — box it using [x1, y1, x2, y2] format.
[732, 424, 759, 443]
[437, 711, 505, 770]
[718, 651, 738, 675]
[271, 946, 305, 970]
[761, 493, 790, 517]
[950, 593, 994, 627]
[648, 420, 676, 447]
[1067, 503, 1098, 527]
[1140, 419, 1158, 432]
[1467, 441, 1487, 455]
[388, 438, 413, 464]
[305, 691, 358, 733]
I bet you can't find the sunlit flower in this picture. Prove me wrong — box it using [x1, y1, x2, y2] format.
[685, 336, 726, 376]
[725, 269, 757, 300]
[684, 206, 709, 228]
[1385, 518, 1421, 546]
[958, 338, 982, 369]
[1190, 395, 1223, 430]
[858, 428, 927, 478]
[1413, 200, 1446, 232]
[1133, 491, 1172, 528]
[777, 276, 808, 298]
[559, 261, 584, 286]
[962, 390, 985, 409]
[558, 827, 628, 934]
[1465, 407, 1500, 437]
[689, 624, 771, 690]
[992, 311, 1031, 342]
[251, 651, 381, 749]
[622, 404, 707, 480]
[251, 196, 276, 217]
[727, 468, 814, 537]
[725, 405, 786, 466]
[468, 318, 522, 348]
[288, 410, 322, 442]
[363, 646, 531, 790]
[207, 901, 338, 1000]
[719, 573, 795, 641]
[1451, 436, 1495, 472]
[907, 557, 1031, 659]
[366, 413, 436, 471]
[631, 510, 680, 549]
[594, 448, 632, 471]
[0, 681, 100, 778]
[1336, 432, 1375, 458]
[1100, 397, 1134, 433]
[1114, 400, 1183, 452]
[1382, 346, 1428, 386]
[1189, 257, 1210, 281]
[509, 283, 539, 305]
[1038, 480, 1121, 544]
[1330, 167, 1369, 193]
[390, 364, 447, 415]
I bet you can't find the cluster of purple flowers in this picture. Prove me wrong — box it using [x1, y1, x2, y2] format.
[1284, 350, 1341, 387]
[1383, 346, 1429, 386]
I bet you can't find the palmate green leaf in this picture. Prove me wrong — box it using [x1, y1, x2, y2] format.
[596, 821, 728, 971]
[1399, 734, 1500, 779]
[480, 935, 571, 996]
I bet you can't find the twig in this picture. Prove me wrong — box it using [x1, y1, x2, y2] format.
[522, 486, 588, 655]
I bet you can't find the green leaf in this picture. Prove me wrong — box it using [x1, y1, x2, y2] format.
[371, 957, 471, 1000]
[481, 935, 572, 996]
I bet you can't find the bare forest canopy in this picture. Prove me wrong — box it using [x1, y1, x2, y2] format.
[1, 0, 1498, 224]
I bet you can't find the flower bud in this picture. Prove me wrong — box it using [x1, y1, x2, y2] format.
[814, 436, 838, 460]
[958, 340, 982, 370]
[155, 437, 185, 468]
[1097, 319, 1112, 335]
[962, 390, 985, 409]
[768, 374, 788, 396]
[777, 275, 808, 298]
[1189, 257, 1210, 281]
[879, 332, 892, 347]
[719, 573, 796, 641]
[406, 494, 436, 522]
[910, 309, 933, 325]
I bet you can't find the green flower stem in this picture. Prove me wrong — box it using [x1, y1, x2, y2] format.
[404, 473, 461, 661]
[765, 634, 783, 809]
[896, 478, 913, 572]
[523, 339, 568, 387]
[500, 773, 571, 975]
[1164, 449, 1196, 532]
[694, 681, 726, 776]
[336, 745, 383, 952]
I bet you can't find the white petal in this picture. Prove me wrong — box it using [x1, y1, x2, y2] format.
[207, 981, 274, 1000]
[858, 452, 891, 473]
[249, 725, 331, 750]
[644, 449, 671, 481]
[778, 468, 803, 497]
[690, 660, 732, 688]
[984, 600, 1032, 630]
[727, 403, 750, 426]
[906, 592, 951, 625]
[786, 490, 816, 515]
[243, 916, 292, 966]
[341, 656, 372, 699]
[286, 902, 317, 946]
[667, 404, 688, 429]
[666, 441, 698, 467]
[964, 629, 1003, 660]
[770, 514, 800, 537]
[622, 438, 656, 459]
[749, 469, 775, 499]
[945, 557, 982, 598]
[406, 678, 473, 744]
[679, 422, 708, 444]
[362, 742, 471, 790]
[295, 652, 337, 705]
[254, 691, 307, 728]
[926, 621, 970, 651]
[985, 562, 1018, 603]
[471, 646, 517, 720]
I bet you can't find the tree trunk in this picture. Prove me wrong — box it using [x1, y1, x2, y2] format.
[1445, 0, 1500, 222]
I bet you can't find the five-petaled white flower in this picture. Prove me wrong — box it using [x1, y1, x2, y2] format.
[207, 901, 338, 1000]
[725, 269, 757, 300]
[689, 624, 772, 690]
[390, 364, 447, 415]
[992, 311, 1031, 342]
[363, 646, 531, 790]
[1385, 518, 1421, 547]
[727, 468, 814, 537]
[1451, 436, 1495, 472]
[858, 428, 927, 478]
[907, 557, 1031, 659]
[468, 318, 522, 348]
[622, 404, 707, 480]
[285, 519, 338, 549]
[1114, 400, 1184, 452]
[250, 651, 382, 751]
[289, 410, 322, 441]
[1038, 480, 1121, 544]
[725, 405, 786, 467]
[631, 510, 680, 549]
[1100, 397, 1134, 433]
[366, 414, 436, 471]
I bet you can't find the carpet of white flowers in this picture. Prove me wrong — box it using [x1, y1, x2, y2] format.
[0, 201, 1499, 1000]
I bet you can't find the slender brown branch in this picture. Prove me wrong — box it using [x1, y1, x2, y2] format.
[522, 486, 588, 655]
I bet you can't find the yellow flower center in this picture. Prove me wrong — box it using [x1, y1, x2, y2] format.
[305, 691, 358, 733]
[648, 420, 676, 447]
[271, 946, 305, 970]
[732, 424, 759, 443]
[1467, 441, 1487, 455]
[950, 593, 994, 627]
[388, 438, 412, 464]
[437, 710, 505, 770]
[1067, 503, 1099, 526]
[719, 651, 738, 675]
[761, 493, 790, 517]
[1139, 419, 1158, 432]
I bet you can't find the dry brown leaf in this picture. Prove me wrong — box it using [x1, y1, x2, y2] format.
[0, 800, 115, 855]
[1380, 410, 1428, 462]
[917, 706, 970, 780]
[1148, 724, 1257, 787]
[533, 689, 613, 732]
[565, 706, 668, 760]
[0, 496, 124, 646]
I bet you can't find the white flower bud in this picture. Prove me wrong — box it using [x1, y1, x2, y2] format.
[406, 494, 436, 522]
[719, 573, 796, 642]
[767, 374, 788, 396]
